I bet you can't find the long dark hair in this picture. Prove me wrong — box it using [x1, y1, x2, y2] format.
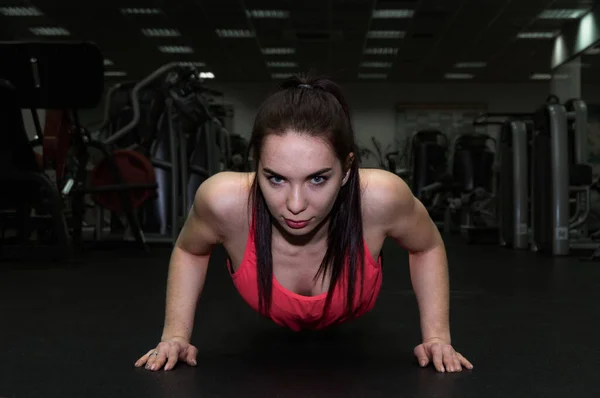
[247, 74, 365, 321]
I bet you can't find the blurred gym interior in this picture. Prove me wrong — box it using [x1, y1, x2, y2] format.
[1, 1, 600, 397]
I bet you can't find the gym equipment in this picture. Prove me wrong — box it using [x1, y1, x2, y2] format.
[90, 150, 157, 213]
[474, 113, 534, 250]
[0, 41, 104, 261]
[530, 99, 598, 257]
[93, 63, 232, 245]
[498, 120, 531, 249]
[446, 132, 498, 243]
[41, 110, 74, 183]
[410, 130, 449, 200]
[358, 137, 400, 173]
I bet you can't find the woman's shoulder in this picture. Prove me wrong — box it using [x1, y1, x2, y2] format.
[358, 168, 415, 225]
[196, 171, 254, 227]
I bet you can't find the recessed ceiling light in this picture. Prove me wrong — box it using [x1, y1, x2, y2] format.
[445, 73, 474, 79]
[358, 73, 387, 79]
[216, 29, 255, 38]
[141, 28, 181, 37]
[262, 47, 296, 55]
[539, 9, 587, 19]
[530, 73, 552, 80]
[104, 59, 114, 66]
[364, 47, 398, 55]
[367, 30, 405, 39]
[104, 71, 127, 77]
[372, 9, 415, 18]
[29, 27, 70, 36]
[272, 73, 297, 79]
[120, 8, 161, 15]
[199, 72, 215, 79]
[360, 61, 393, 68]
[158, 45, 194, 54]
[455, 62, 487, 68]
[0, 6, 43, 16]
[267, 61, 298, 68]
[246, 10, 289, 18]
[180, 62, 207, 67]
[517, 31, 557, 39]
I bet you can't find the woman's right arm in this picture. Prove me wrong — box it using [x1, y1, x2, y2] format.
[161, 177, 224, 343]
[135, 173, 232, 371]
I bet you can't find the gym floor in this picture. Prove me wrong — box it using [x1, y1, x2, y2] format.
[0, 235, 598, 398]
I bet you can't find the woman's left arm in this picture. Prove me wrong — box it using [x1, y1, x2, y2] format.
[372, 171, 473, 372]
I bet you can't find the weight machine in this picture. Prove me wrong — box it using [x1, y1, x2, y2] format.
[0, 41, 105, 261]
[93, 63, 232, 245]
[531, 99, 599, 258]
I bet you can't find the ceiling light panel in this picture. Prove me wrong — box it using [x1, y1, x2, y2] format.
[272, 73, 297, 79]
[539, 9, 587, 19]
[517, 32, 556, 39]
[267, 61, 298, 68]
[262, 47, 296, 55]
[246, 10, 289, 18]
[360, 62, 393, 68]
[29, 27, 70, 36]
[0, 6, 43, 16]
[120, 8, 161, 15]
[216, 29, 255, 38]
[104, 71, 127, 77]
[367, 30, 405, 39]
[358, 73, 387, 79]
[530, 73, 552, 80]
[141, 28, 181, 37]
[455, 62, 486, 68]
[180, 62, 207, 67]
[445, 73, 474, 79]
[372, 9, 414, 18]
[364, 47, 398, 55]
[158, 45, 194, 54]
[200, 72, 215, 79]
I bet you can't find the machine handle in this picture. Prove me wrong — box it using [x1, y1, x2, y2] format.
[104, 62, 194, 145]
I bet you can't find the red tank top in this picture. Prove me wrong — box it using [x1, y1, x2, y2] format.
[228, 220, 383, 331]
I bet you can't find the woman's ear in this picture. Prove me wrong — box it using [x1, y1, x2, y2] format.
[345, 152, 355, 170]
[342, 169, 351, 186]
[342, 152, 355, 186]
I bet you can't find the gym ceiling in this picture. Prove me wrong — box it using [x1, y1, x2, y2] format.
[0, 0, 596, 83]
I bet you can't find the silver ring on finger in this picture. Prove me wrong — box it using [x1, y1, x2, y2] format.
[151, 351, 159, 356]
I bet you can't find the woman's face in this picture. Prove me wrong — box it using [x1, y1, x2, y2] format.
[257, 131, 350, 236]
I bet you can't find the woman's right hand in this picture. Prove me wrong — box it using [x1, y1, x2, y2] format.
[134, 337, 198, 371]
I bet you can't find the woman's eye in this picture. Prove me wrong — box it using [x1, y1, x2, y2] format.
[312, 176, 327, 185]
[269, 176, 284, 184]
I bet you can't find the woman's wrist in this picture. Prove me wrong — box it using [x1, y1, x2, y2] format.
[161, 334, 190, 343]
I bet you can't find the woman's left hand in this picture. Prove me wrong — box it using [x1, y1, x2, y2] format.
[413, 338, 474, 372]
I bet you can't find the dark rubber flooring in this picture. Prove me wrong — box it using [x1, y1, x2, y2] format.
[0, 234, 599, 398]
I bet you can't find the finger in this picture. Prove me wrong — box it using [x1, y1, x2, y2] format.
[164, 344, 180, 371]
[184, 345, 198, 367]
[442, 346, 458, 372]
[413, 345, 429, 367]
[135, 349, 156, 367]
[454, 352, 463, 372]
[431, 344, 445, 372]
[147, 345, 168, 371]
[457, 353, 474, 370]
